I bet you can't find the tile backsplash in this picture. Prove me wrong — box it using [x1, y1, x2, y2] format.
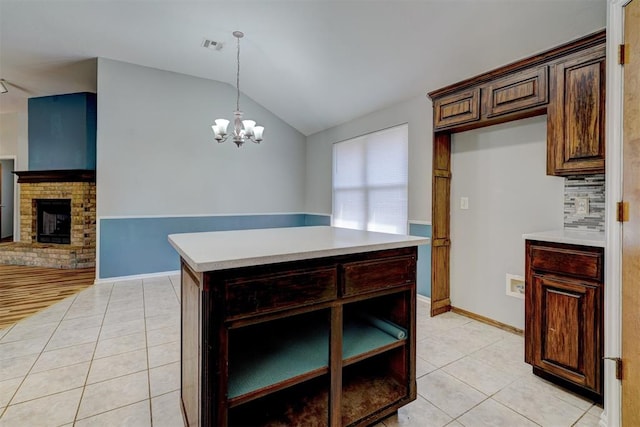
[564, 174, 605, 232]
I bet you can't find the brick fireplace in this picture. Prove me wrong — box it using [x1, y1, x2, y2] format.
[0, 170, 96, 269]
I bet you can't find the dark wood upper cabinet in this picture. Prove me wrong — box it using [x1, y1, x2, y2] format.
[433, 88, 480, 129]
[547, 44, 606, 175]
[483, 66, 548, 118]
[429, 30, 606, 176]
[433, 67, 550, 131]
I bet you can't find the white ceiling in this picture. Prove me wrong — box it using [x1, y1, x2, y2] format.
[0, 0, 606, 136]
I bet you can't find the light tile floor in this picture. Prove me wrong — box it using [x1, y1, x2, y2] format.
[0, 276, 602, 426]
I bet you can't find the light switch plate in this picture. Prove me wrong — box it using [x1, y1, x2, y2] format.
[460, 197, 469, 210]
[575, 197, 590, 215]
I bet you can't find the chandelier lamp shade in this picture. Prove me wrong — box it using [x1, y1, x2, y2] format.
[212, 31, 264, 147]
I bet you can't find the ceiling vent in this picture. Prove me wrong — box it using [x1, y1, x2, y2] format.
[202, 39, 223, 51]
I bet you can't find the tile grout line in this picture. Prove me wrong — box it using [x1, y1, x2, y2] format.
[419, 305, 594, 427]
[416, 341, 535, 425]
[570, 405, 598, 427]
[483, 394, 544, 426]
[71, 282, 115, 425]
[0, 292, 82, 420]
[72, 280, 155, 423]
[143, 279, 154, 427]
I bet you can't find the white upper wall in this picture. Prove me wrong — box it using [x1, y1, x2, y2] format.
[0, 110, 28, 240]
[450, 116, 565, 329]
[0, 112, 18, 156]
[305, 94, 432, 221]
[0, 111, 27, 166]
[97, 58, 307, 217]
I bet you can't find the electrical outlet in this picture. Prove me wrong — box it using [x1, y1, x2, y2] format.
[460, 197, 469, 210]
[575, 197, 590, 215]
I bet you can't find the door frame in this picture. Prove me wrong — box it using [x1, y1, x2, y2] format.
[0, 155, 18, 242]
[604, 1, 629, 426]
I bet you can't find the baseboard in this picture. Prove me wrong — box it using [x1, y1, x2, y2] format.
[94, 269, 180, 284]
[450, 306, 523, 335]
[417, 294, 431, 304]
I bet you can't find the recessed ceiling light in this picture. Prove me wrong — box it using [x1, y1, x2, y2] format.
[202, 39, 223, 51]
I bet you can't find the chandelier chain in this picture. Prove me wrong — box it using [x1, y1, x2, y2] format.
[236, 34, 241, 112]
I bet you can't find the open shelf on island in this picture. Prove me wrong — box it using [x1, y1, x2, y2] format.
[228, 308, 408, 406]
[342, 349, 408, 426]
[342, 315, 407, 365]
[228, 350, 408, 427]
[228, 375, 330, 427]
[228, 310, 330, 406]
[343, 292, 409, 366]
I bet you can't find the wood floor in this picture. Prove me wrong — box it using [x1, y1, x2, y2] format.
[0, 264, 95, 329]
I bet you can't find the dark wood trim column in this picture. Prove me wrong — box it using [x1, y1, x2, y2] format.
[431, 132, 452, 316]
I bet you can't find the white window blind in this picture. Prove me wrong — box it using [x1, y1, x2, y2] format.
[332, 124, 408, 234]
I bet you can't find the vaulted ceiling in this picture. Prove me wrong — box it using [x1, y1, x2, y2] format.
[0, 0, 606, 136]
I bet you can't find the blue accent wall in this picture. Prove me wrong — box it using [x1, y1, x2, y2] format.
[28, 92, 97, 170]
[304, 214, 331, 226]
[99, 214, 331, 279]
[409, 223, 432, 298]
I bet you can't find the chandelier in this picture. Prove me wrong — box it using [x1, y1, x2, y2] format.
[212, 31, 264, 147]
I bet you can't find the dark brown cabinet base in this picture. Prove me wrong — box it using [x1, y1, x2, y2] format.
[525, 240, 604, 402]
[180, 247, 418, 426]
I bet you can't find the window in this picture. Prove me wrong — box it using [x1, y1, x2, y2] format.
[332, 124, 408, 234]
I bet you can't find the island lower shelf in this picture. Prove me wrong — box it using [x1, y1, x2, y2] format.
[228, 351, 409, 427]
[228, 309, 408, 405]
[179, 245, 419, 426]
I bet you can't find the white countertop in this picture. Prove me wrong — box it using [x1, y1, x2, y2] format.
[522, 229, 605, 248]
[169, 226, 430, 273]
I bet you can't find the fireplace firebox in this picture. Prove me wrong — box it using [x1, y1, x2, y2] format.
[37, 199, 71, 244]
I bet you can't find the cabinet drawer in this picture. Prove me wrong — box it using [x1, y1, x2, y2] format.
[433, 89, 480, 130]
[343, 256, 415, 296]
[529, 245, 603, 281]
[225, 267, 337, 319]
[484, 66, 548, 117]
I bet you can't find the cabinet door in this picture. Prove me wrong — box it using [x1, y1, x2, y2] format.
[484, 66, 548, 117]
[433, 88, 480, 130]
[547, 45, 606, 175]
[531, 273, 601, 393]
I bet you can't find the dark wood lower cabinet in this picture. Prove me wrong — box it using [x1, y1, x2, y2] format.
[180, 247, 418, 426]
[525, 240, 604, 401]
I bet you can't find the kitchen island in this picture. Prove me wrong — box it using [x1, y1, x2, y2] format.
[169, 226, 429, 427]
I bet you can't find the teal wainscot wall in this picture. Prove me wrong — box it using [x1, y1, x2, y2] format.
[409, 222, 432, 298]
